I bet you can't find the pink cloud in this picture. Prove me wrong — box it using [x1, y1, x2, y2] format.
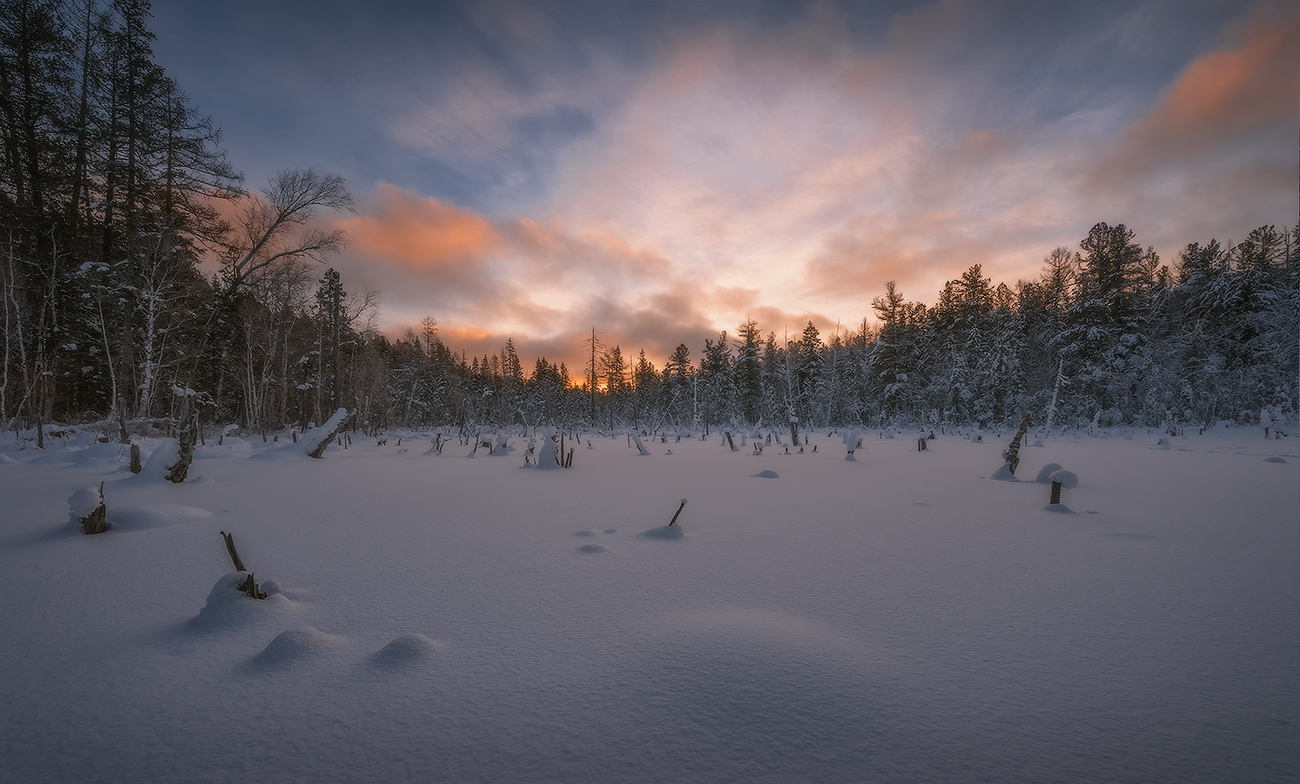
[1094, 6, 1299, 183]
[337, 183, 500, 272]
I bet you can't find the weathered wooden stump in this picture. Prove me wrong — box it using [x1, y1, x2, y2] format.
[1048, 469, 1078, 505]
[129, 444, 142, 474]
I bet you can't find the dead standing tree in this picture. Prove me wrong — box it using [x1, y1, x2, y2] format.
[166, 170, 354, 483]
[1003, 413, 1032, 476]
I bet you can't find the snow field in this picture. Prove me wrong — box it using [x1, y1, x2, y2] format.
[0, 427, 1296, 783]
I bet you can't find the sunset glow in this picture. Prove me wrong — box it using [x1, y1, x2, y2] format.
[151, 0, 1299, 367]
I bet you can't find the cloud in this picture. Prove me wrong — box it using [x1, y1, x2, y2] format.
[1080, 3, 1300, 252]
[324, 1, 1297, 370]
[339, 183, 500, 271]
[1093, 6, 1299, 181]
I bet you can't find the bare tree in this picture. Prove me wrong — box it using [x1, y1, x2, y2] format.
[219, 168, 353, 294]
[167, 169, 353, 482]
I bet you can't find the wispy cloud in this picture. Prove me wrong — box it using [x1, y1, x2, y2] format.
[213, 0, 1298, 370]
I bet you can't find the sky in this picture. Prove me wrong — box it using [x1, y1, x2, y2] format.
[150, 0, 1300, 369]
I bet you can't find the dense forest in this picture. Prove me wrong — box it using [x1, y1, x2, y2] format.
[3, 0, 1297, 443]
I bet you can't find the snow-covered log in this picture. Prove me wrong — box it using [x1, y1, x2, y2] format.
[288, 408, 350, 459]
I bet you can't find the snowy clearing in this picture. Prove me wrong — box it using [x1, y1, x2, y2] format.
[0, 425, 1296, 783]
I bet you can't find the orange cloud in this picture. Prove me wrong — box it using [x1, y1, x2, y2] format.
[1147, 15, 1298, 142]
[338, 183, 501, 270]
[1094, 7, 1298, 184]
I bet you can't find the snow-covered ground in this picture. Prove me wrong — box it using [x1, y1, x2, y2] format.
[0, 424, 1296, 783]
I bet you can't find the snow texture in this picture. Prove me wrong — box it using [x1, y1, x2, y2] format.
[0, 425, 1296, 783]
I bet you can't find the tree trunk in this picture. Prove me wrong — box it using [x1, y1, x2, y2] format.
[166, 396, 196, 483]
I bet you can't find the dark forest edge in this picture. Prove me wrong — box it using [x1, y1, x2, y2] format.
[3, 1, 1297, 445]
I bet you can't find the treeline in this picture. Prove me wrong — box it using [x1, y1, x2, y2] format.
[3, 2, 1296, 441]
[395, 220, 1297, 435]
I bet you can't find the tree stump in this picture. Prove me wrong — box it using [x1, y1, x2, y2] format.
[129, 444, 142, 474]
[1048, 469, 1077, 505]
[236, 573, 267, 600]
[81, 483, 109, 535]
[166, 399, 197, 483]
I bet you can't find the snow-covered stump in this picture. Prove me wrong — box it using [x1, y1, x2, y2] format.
[629, 432, 651, 456]
[1049, 469, 1078, 505]
[844, 429, 863, 461]
[71, 483, 109, 535]
[535, 431, 561, 469]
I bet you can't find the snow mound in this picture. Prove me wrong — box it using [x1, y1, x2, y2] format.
[135, 439, 181, 482]
[640, 525, 685, 540]
[1043, 503, 1076, 514]
[26, 448, 93, 466]
[194, 438, 256, 459]
[752, 469, 780, 479]
[990, 464, 1020, 482]
[249, 627, 340, 669]
[1263, 456, 1288, 464]
[368, 633, 443, 669]
[573, 530, 597, 537]
[576, 543, 608, 554]
[614, 609, 877, 756]
[187, 572, 292, 632]
[1034, 463, 1064, 483]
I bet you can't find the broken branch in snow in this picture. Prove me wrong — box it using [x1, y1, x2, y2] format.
[220, 531, 266, 600]
[669, 498, 687, 526]
[221, 531, 247, 571]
